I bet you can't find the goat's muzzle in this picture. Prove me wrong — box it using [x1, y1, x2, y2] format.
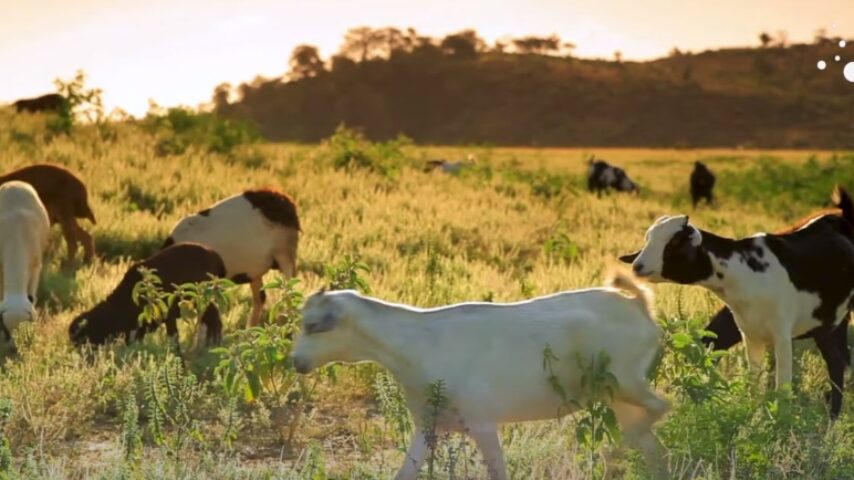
[293, 356, 311, 374]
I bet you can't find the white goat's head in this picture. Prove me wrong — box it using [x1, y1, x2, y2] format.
[619, 215, 705, 283]
[1, 294, 36, 341]
[292, 289, 362, 374]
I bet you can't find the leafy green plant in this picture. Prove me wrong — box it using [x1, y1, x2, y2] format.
[142, 355, 205, 478]
[543, 345, 620, 477]
[323, 254, 372, 292]
[131, 268, 236, 337]
[422, 379, 450, 479]
[213, 324, 299, 403]
[656, 313, 732, 402]
[374, 370, 413, 449]
[543, 223, 580, 264]
[0, 399, 12, 475]
[120, 389, 142, 472]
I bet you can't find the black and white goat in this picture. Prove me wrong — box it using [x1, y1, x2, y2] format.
[621, 187, 854, 418]
[690, 161, 715, 207]
[587, 157, 638, 196]
[163, 189, 300, 327]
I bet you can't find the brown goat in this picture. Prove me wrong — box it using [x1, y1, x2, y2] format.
[13, 94, 67, 114]
[69, 243, 226, 348]
[0, 164, 96, 264]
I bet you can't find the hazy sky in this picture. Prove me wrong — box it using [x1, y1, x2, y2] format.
[3, 0, 852, 116]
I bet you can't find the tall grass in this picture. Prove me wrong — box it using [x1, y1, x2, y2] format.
[0, 107, 853, 478]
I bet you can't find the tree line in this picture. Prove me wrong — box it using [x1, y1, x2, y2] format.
[214, 27, 854, 148]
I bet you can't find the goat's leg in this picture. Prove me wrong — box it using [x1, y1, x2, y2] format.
[201, 305, 223, 346]
[28, 259, 42, 305]
[165, 306, 183, 357]
[467, 423, 508, 480]
[73, 220, 95, 262]
[247, 277, 265, 328]
[611, 399, 669, 479]
[815, 330, 847, 419]
[59, 215, 80, 265]
[395, 429, 429, 480]
[773, 333, 794, 389]
[743, 336, 767, 378]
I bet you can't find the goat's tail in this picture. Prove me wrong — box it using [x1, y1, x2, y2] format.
[832, 185, 854, 234]
[607, 269, 655, 321]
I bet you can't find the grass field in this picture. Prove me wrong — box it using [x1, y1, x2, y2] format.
[1, 109, 854, 479]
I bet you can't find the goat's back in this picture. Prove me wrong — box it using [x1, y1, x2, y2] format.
[0, 164, 94, 224]
[402, 289, 660, 424]
[168, 191, 298, 278]
[0, 181, 50, 248]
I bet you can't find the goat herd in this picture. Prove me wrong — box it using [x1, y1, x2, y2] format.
[1, 157, 852, 480]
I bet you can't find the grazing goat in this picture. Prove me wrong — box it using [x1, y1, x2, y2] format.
[293, 274, 669, 480]
[0, 164, 96, 264]
[424, 154, 477, 174]
[0, 182, 50, 342]
[163, 189, 300, 327]
[620, 187, 854, 418]
[690, 161, 716, 207]
[12, 93, 67, 114]
[702, 206, 854, 416]
[69, 243, 225, 348]
[587, 157, 638, 196]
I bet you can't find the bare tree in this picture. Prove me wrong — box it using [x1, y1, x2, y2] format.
[759, 32, 773, 48]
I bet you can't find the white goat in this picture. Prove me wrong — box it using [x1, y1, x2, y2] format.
[292, 274, 669, 479]
[620, 190, 854, 418]
[0, 181, 50, 341]
[164, 189, 300, 327]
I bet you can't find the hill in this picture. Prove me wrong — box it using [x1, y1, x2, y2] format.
[217, 34, 854, 149]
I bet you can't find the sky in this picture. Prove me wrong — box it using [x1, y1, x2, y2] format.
[2, 0, 853, 116]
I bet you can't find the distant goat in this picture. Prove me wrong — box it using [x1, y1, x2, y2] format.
[293, 273, 669, 479]
[621, 187, 854, 418]
[163, 189, 300, 327]
[690, 161, 716, 207]
[12, 93, 67, 114]
[424, 154, 477, 174]
[587, 157, 638, 196]
[0, 164, 96, 264]
[69, 243, 225, 348]
[0, 182, 50, 343]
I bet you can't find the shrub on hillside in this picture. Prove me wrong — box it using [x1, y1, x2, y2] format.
[143, 106, 260, 156]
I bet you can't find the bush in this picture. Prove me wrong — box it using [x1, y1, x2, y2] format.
[719, 154, 854, 220]
[144, 106, 260, 156]
[324, 125, 411, 177]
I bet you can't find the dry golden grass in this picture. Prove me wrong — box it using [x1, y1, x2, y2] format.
[0, 108, 853, 479]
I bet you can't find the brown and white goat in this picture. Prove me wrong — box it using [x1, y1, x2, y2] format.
[69, 243, 226, 348]
[163, 189, 300, 327]
[0, 164, 96, 264]
[0, 181, 50, 342]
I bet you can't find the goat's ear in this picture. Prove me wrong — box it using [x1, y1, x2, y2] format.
[306, 312, 338, 334]
[619, 251, 639, 264]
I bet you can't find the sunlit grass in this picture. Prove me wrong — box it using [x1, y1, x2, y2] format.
[0, 107, 853, 479]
